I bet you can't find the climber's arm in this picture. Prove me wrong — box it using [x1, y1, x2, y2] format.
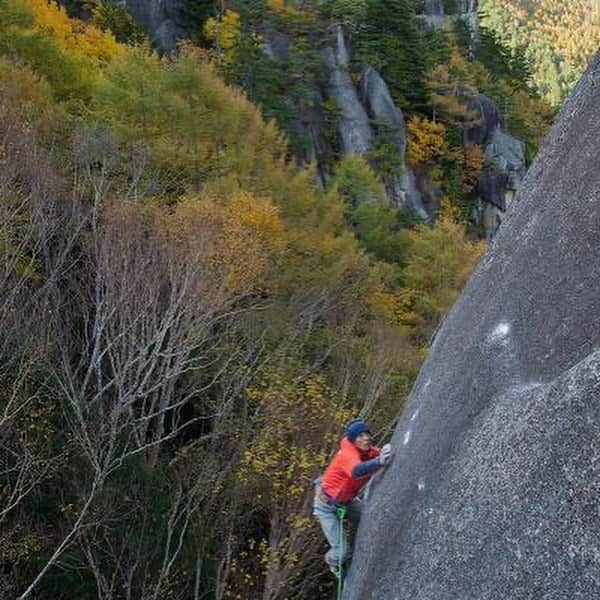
[351, 457, 383, 479]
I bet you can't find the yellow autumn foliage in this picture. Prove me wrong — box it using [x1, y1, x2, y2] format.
[165, 190, 285, 297]
[104, 190, 284, 314]
[367, 284, 401, 325]
[267, 0, 298, 14]
[406, 115, 447, 167]
[203, 10, 241, 64]
[239, 366, 350, 507]
[27, 0, 123, 64]
[425, 56, 478, 123]
[497, 0, 600, 74]
[0, 59, 53, 114]
[462, 142, 484, 195]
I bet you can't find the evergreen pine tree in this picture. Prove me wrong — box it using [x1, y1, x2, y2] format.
[178, 0, 218, 44]
[357, 0, 428, 111]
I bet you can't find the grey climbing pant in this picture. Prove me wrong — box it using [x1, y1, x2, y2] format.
[313, 495, 361, 567]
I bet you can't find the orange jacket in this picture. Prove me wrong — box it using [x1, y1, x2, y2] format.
[321, 437, 381, 503]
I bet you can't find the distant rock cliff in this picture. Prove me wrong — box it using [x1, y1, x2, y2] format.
[345, 53, 600, 600]
[322, 25, 373, 157]
[466, 94, 526, 237]
[120, 0, 523, 235]
[323, 26, 428, 219]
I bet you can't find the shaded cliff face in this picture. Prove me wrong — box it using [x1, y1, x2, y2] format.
[322, 26, 429, 218]
[346, 53, 600, 600]
[416, 0, 478, 35]
[322, 25, 372, 156]
[465, 96, 526, 237]
[125, 0, 184, 50]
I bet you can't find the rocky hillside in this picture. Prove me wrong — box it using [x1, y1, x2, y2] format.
[108, 0, 548, 238]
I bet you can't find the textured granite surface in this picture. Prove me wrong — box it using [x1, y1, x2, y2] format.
[345, 53, 600, 599]
[322, 25, 373, 157]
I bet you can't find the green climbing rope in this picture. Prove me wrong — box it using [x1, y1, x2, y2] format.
[336, 505, 347, 600]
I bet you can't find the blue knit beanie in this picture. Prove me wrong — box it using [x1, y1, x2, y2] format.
[346, 418, 370, 442]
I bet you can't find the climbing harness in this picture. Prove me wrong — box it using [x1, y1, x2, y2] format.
[336, 504, 347, 600]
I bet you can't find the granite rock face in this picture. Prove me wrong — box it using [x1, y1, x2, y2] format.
[465, 94, 502, 145]
[464, 94, 526, 237]
[322, 25, 373, 157]
[416, 0, 479, 35]
[125, 0, 182, 50]
[345, 53, 600, 600]
[476, 127, 526, 236]
[415, 0, 445, 14]
[360, 66, 408, 158]
[322, 28, 429, 218]
[415, 0, 445, 29]
[456, 0, 479, 37]
[120, 2, 509, 229]
[483, 127, 525, 178]
[360, 66, 428, 219]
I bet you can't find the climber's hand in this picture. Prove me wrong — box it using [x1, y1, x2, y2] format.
[379, 443, 392, 466]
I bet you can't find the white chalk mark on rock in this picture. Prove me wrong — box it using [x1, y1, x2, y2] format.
[410, 409, 420, 423]
[403, 430, 411, 446]
[418, 480, 425, 492]
[489, 321, 511, 343]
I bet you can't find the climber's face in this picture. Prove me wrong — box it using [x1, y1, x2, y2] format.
[354, 431, 373, 452]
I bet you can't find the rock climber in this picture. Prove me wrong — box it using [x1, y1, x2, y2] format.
[313, 418, 393, 578]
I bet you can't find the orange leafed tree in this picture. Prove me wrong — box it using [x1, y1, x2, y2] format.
[462, 142, 484, 195]
[406, 115, 447, 168]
